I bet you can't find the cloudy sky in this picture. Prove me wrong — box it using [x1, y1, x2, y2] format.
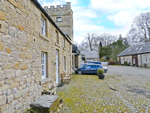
[38, 0, 150, 44]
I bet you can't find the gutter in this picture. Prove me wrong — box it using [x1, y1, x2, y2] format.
[31, 0, 72, 44]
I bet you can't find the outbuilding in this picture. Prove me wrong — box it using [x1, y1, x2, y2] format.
[117, 42, 150, 67]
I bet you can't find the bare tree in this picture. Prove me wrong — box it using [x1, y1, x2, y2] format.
[127, 12, 150, 44]
[96, 33, 117, 47]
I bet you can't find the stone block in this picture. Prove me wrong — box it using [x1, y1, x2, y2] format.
[8, 0, 18, 7]
[0, 104, 8, 113]
[5, 48, 11, 53]
[26, 77, 31, 83]
[21, 88, 29, 97]
[0, 42, 4, 51]
[5, 78, 14, 84]
[17, 2, 28, 15]
[16, 70, 21, 77]
[17, 25, 24, 31]
[0, 85, 9, 92]
[7, 94, 14, 103]
[10, 82, 19, 89]
[6, 89, 12, 96]
[0, 71, 5, 80]
[21, 64, 27, 70]
[19, 53, 25, 58]
[2, 63, 13, 70]
[14, 92, 21, 99]
[15, 103, 22, 110]
[14, 78, 20, 82]
[27, 34, 33, 42]
[0, 11, 5, 21]
[0, 95, 6, 106]
[25, 53, 32, 59]
[14, 63, 20, 70]
[4, 69, 15, 79]
[22, 47, 27, 52]
[0, 80, 4, 87]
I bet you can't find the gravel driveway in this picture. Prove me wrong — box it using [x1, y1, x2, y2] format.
[58, 66, 150, 112]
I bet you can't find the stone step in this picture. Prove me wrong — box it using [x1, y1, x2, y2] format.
[30, 95, 63, 112]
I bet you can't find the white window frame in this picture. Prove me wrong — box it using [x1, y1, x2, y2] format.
[64, 56, 66, 71]
[41, 17, 46, 36]
[63, 38, 65, 49]
[41, 52, 47, 79]
[57, 17, 62, 22]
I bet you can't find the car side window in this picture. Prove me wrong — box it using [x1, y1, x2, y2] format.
[85, 66, 91, 69]
[91, 65, 97, 68]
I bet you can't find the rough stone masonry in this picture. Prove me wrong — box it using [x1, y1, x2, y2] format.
[0, 0, 72, 112]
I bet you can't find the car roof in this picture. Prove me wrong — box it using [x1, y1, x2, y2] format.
[87, 64, 101, 66]
[89, 61, 100, 62]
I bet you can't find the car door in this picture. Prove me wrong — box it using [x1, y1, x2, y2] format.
[82, 65, 91, 74]
[91, 65, 98, 74]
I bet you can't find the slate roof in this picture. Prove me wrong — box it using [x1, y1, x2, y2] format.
[117, 42, 150, 57]
[80, 51, 98, 59]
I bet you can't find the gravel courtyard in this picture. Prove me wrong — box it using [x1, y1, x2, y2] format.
[58, 66, 150, 113]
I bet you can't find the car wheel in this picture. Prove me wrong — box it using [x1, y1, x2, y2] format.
[78, 70, 82, 75]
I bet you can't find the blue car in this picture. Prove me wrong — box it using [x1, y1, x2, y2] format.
[75, 64, 103, 74]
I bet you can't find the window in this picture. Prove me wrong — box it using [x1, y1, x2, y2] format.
[135, 47, 139, 50]
[85, 66, 91, 69]
[56, 30, 59, 44]
[145, 55, 148, 63]
[133, 58, 135, 64]
[139, 47, 143, 50]
[41, 52, 47, 79]
[64, 56, 66, 71]
[91, 65, 98, 68]
[63, 38, 66, 49]
[57, 17, 62, 22]
[41, 17, 46, 36]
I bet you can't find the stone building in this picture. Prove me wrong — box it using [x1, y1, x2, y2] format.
[44, 3, 81, 71]
[0, 0, 72, 112]
[117, 42, 150, 67]
[80, 51, 99, 63]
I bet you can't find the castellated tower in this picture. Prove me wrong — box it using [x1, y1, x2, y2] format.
[44, 2, 73, 41]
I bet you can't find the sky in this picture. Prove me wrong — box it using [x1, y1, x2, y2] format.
[38, 0, 150, 44]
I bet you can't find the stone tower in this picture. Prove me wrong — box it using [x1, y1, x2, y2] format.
[44, 2, 73, 42]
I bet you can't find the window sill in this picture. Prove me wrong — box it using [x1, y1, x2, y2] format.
[40, 78, 50, 85]
[63, 48, 66, 51]
[55, 43, 60, 48]
[39, 33, 50, 42]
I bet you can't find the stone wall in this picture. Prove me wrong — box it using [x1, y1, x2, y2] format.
[119, 53, 150, 67]
[0, 0, 72, 112]
[120, 56, 132, 65]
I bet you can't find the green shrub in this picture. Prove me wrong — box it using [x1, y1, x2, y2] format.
[124, 61, 128, 66]
[100, 58, 108, 62]
[108, 61, 120, 65]
[97, 68, 104, 74]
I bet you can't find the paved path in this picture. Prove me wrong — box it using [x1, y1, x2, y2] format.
[58, 66, 150, 113]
